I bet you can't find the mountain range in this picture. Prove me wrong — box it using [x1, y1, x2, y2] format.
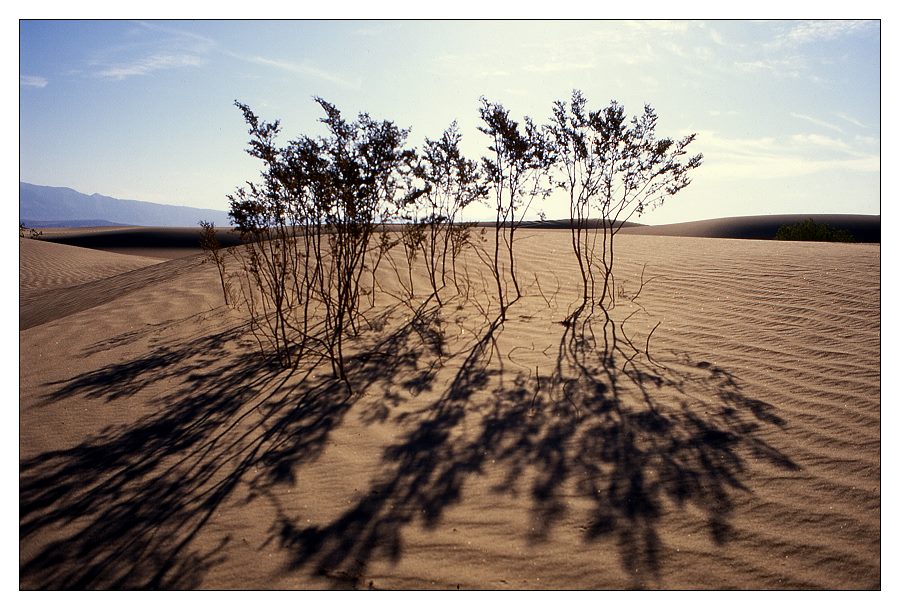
[19, 182, 879, 243]
[20, 182, 232, 228]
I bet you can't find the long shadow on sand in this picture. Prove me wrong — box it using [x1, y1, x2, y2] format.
[20, 300, 450, 589]
[273, 312, 800, 588]
[21, 300, 798, 589]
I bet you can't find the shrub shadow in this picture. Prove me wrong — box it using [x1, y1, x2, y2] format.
[21, 300, 797, 589]
[20, 301, 451, 589]
[271, 312, 799, 589]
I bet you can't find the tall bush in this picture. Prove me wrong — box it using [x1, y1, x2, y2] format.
[548, 91, 703, 319]
[228, 99, 421, 386]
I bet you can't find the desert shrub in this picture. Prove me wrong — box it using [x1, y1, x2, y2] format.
[223, 91, 704, 382]
[479, 98, 553, 318]
[228, 99, 421, 386]
[547, 90, 702, 320]
[199, 220, 232, 306]
[367, 229, 399, 307]
[399, 219, 427, 298]
[413, 122, 488, 305]
[20, 223, 42, 239]
[448, 221, 478, 294]
[775, 218, 855, 243]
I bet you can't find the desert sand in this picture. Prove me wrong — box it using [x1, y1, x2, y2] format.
[19, 226, 880, 589]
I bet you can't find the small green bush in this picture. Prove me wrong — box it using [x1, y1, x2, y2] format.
[775, 218, 855, 243]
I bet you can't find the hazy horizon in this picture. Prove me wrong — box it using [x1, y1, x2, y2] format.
[19, 19, 880, 225]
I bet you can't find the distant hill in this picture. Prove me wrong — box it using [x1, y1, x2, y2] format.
[620, 214, 880, 243]
[19, 182, 232, 228]
[470, 219, 645, 230]
[468, 214, 879, 243]
[21, 218, 130, 228]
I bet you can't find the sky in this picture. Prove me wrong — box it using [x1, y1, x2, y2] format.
[18, 19, 881, 225]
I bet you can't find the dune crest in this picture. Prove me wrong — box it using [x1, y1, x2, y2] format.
[20, 237, 165, 292]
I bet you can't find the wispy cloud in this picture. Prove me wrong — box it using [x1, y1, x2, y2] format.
[790, 133, 856, 153]
[735, 56, 808, 78]
[523, 60, 594, 74]
[735, 21, 876, 83]
[731, 53, 832, 87]
[783, 20, 875, 46]
[791, 112, 844, 134]
[21, 75, 48, 88]
[699, 130, 879, 180]
[351, 23, 397, 38]
[90, 20, 213, 80]
[134, 20, 216, 48]
[835, 111, 868, 129]
[229, 53, 360, 89]
[96, 53, 206, 80]
[521, 28, 658, 70]
[621, 20, 691, 35]
[431, 52, 516, 80]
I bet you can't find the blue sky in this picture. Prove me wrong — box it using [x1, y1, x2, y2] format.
[19, 19, 881, 224]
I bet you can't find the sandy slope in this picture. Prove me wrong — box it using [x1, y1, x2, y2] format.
[19, 238, 177, 331]
[20, 237, 165, 292]
[19, 230, 880, 589]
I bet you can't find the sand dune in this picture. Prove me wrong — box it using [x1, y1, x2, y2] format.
[19, 238, 175, 330]
[20, 237, 166, 292]
[33, 213, 879, 266]
[38, 226, 242, 260]
[619, 214, 880, 242]
[19, 230, 879, 589]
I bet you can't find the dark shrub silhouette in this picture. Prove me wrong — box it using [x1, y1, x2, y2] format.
[228, 99, 421, 386]
[199, 220, 232, 306]
[547, 90, 702, 322]
[479, 98, 553, 318]
[413, 122, 488, 305]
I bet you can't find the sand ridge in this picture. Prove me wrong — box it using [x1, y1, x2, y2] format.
[37, 226, 243, 260]
[19, 230, 880, 589]
[19, 237, 166, 293]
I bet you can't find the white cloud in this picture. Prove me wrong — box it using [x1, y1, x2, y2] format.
[734, 57, 807, 78]
[21, 75, 48, 88]
[835, 112, 869, 129]
[96, 53, 206, 79]
[790, 133, 855, 153]
[784, 20, 875, 46]
[351, 24, 395, 38]
[134, 21, 216, 48]
[705, 154, 877, 180]
[790, 112, 844, 134]
[476, 68, 511, 78]
[519, 23, 670, 71]
[523, 60, 595, 74]
[89, 20, 214, 80]
[622, 20, 691, 35]
[853, 135, 879, 148]
[230, 53, 361, 89]
[698, 130, 879, 180]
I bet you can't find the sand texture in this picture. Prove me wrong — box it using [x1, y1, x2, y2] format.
[19, 229, 880, 589]
[20, 237, 166, 291]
